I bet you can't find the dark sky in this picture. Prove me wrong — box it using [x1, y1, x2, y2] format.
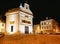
[0, 0, 60, 25]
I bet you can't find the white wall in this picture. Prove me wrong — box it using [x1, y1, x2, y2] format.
[19, 24, 33, 34]
[19, 25, 25, 34]
[19, 11, 33, 34]
[6, 13, 19, 34]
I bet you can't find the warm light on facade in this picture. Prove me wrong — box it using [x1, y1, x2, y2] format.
[34, 25, 41, 34]
[6, 25, 18, 34]
[40, 19, 59, 34]
[0, 21, 5, 33]
[35, 26, 41, 33]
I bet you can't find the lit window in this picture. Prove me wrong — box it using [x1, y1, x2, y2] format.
[49, 22, 51, 24]
[46, 22, 48, 24]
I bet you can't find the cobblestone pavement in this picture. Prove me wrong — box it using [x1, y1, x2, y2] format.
[0, 34, 60, 44]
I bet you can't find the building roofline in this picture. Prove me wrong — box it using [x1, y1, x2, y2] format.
[5, 8, 33, 16]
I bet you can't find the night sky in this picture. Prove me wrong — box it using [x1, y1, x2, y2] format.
[0, 0, 60, 25]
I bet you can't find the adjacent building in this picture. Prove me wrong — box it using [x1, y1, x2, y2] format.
[33, 24, 41, 34]
[0, 20, 5, 33]
[5, 3, 33, 35]
[40, 19, 59, 34]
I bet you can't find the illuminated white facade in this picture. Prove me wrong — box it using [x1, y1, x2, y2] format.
[5, 3, 33, 35]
